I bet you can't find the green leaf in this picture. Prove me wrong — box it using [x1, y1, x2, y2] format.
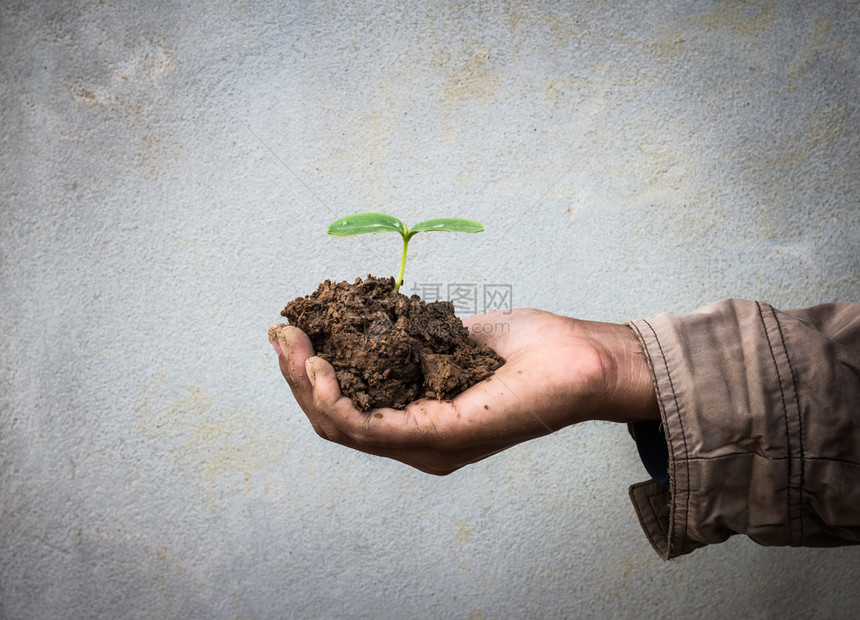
[409, 218, 485, 235]
[326, 213, 487, 292]
[327, 212, 408, 237]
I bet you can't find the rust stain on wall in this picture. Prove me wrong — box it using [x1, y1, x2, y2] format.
[438, 47, 501, 143]
[622, 0, 779, 62]
[763, 105, 850, 168]
[136, 372, 289, 505]
[784, 16, 833, 92]
[442, 48, 500, 103]
[687, 0, 779, 35]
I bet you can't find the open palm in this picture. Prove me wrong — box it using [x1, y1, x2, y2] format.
[270, 308, 657, 474]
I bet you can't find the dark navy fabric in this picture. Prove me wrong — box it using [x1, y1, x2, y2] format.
[632, 420, 669, 485]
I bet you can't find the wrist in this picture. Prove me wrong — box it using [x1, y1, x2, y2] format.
[588, 321, 660, 424]
[617, 324, 661, 423]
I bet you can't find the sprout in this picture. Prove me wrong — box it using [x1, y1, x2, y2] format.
[327, 213, 484, 291]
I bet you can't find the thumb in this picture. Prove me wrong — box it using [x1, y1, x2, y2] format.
[305, 356, 344, 413]
[304, 356, 363, 445]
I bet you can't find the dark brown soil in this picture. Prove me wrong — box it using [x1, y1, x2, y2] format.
[274, 275, 505, 411]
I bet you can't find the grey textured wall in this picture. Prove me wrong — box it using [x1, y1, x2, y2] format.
[2, 1, 858, 618]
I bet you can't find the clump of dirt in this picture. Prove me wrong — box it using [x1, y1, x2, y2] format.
[272, 275, 505, 411]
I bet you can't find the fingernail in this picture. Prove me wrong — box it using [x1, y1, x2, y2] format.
[269, 339, 283, 356]
[270, 338, 289, 358]
[305, 359, 316, 386]
[268, 325, 293, 355]
[279, 337, 292, 355]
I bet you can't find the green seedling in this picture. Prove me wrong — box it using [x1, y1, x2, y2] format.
[327, 212, 484, 291]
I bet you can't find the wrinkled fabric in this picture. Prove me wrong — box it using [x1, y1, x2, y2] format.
[626, 299, 860, 560]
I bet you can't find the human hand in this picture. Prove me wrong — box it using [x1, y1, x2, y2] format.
[269, 309, 658, 475]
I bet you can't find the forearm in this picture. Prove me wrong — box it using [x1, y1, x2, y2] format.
[626, 299, 860, 559]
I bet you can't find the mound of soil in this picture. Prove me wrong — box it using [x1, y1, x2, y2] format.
[272, 275, 505, 411]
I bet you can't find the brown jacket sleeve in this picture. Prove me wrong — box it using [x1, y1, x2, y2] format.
[626, 299, 860, 560]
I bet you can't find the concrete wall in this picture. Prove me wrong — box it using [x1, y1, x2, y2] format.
[2, 1, 858, 618]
